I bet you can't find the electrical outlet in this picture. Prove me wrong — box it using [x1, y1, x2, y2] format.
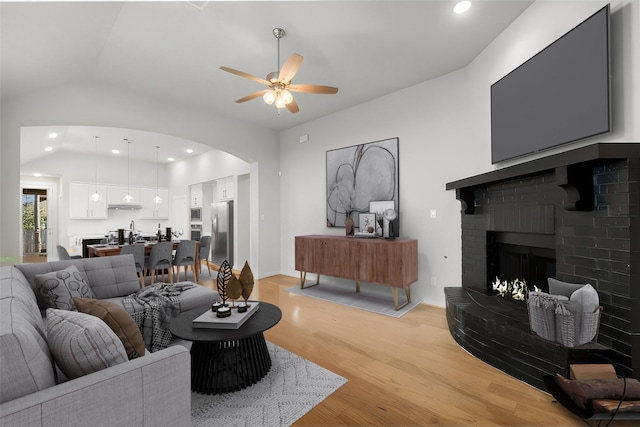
[430, 209, 437, 219]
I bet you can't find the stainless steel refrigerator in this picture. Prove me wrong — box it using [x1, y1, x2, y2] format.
[211, 201, 233, 267]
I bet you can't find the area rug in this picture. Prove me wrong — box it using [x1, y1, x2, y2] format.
[284, 280, 420, 318]
[191, 341, 347, 427]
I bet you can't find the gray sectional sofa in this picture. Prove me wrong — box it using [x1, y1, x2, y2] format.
[0, 255, 218, 426]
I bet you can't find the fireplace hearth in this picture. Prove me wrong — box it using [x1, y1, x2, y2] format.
[446, 143, 640, 389]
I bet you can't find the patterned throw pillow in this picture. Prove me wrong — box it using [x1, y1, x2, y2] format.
[73, 297, 146, 359]
[46, 308, 128, 380]
[34, 265, 94, 310]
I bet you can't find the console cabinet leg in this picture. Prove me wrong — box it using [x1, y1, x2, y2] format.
[392, 286, 411, 310]
[300, 271, 320, 289]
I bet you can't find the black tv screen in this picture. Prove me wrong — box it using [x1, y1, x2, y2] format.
[491, 5, 610, 164]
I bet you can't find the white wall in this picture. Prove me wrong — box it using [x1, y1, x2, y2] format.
[1, 81, 281, 279]
[279, 0, 640, 307]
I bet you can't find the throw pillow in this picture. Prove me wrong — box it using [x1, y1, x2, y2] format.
[556, 374, 640, 409]
[570, 284, 601, 345]
[73, 297, 146, 359]
[34, 265, 94, 311]
[548, 278, 585, 298]
[570, 283, 600, 312]
[46, 308, 128, 380]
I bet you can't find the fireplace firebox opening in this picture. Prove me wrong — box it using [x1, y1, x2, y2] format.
[486, 231, 556, 296]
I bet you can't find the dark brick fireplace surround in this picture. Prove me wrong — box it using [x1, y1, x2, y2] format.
[445, 143, 640, 390]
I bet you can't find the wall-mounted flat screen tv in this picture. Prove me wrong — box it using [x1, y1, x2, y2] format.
[491, 5, 610, 164]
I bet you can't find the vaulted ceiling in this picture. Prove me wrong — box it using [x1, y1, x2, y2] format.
[2, 1, 532, 163]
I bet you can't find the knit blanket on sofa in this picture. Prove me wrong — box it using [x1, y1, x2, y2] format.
[122, 282, 195, 353]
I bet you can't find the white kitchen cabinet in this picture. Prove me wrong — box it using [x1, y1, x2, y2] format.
[190, 183, 203, 207]
[140, 188, 169, 219]
[106, 185, 141, 207]
[69, 182, 107, 219]
[216, 176, 234, 200]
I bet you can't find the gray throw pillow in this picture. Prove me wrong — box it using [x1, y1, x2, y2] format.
[34, 265, 94, 311]
[46, 308, 128, 380]
[548, 278, 585, 298]
[570, 284, 600, 345]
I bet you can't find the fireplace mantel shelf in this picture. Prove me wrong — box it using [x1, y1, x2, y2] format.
[446, 143, 640, 214]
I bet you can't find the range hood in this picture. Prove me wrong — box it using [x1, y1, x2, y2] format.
[108, 203, 143, 210]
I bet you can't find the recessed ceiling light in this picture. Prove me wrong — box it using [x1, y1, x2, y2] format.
[112, 149, 120, 154]
[34, 172, 42, 177]
[186, 149, 194, 154]
[454, 1, 471, 14]
[167, 157, 175, 162]
[48, 132, 58, 139]
[44, 146, 53, 152]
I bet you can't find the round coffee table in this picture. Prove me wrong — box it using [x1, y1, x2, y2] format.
[170, 301, 282, 394]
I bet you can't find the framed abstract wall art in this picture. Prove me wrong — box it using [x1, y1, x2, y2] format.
[326, 137, 399, 229]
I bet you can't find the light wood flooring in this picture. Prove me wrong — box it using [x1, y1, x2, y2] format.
[199, 273, 632, 426]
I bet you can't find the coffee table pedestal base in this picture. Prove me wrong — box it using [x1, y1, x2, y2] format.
[191, 332, 271, 394]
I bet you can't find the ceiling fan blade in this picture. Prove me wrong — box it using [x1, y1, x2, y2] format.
[278, 53, 303, 83]
[289, 84, 339, 94]
[235, 89, 270, 104]
[286, 98, 300, 114]
[219, 66, 271, 86]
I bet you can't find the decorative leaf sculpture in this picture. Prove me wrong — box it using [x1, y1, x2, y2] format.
[216, 260, 233, 305]
[227, 274, 242, 308]
[239, 261, 255, 304]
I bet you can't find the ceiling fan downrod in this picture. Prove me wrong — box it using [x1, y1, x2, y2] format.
[273, 28, 285, 74]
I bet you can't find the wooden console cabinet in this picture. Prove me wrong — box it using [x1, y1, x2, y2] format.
[294, 235, 418, 310]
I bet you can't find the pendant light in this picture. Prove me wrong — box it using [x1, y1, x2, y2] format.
[153, 145, 163, 203]
[123, 139, 134, 203]
[90, 136, 101, 201]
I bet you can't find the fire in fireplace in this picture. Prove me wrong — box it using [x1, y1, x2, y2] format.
[486, 231, 556, 295]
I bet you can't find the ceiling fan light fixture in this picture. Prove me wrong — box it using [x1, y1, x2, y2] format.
[263, 90, 277, 105]
[275, 94, 287, 109]
[220, 26, 337, 114]
[281, 89, 293, 105]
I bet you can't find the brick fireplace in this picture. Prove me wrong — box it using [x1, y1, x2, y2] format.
[445, 143, 640, 389]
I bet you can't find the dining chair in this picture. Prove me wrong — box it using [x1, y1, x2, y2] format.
[56, 244, 82, 260]
[172, 240, 197, 282]
[120, 244, 145, 287]
[144, 242, 174, 285]
[198, 235, 212, 277]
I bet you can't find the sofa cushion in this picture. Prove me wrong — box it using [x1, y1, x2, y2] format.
[34, 265, 94, 311]
[0, 266, 56, 404]
[46, 308, 128, 380]
[73, 297, 146, 359]
[15, 255, 141, 309]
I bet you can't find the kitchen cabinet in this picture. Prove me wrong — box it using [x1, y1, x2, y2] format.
[69, 182, 107, 219]
[140, 188, 169, 219]
[190, 183, 203, 207]
[295, 235, 418, 310]
[216, 176, 234, 200]
[106, 185, 141, 207]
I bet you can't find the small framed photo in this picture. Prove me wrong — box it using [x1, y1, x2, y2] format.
[369, 200, 395, 220]
[359, 213, 376, 233]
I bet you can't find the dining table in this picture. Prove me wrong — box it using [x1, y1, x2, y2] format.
[87, 240, 201, 282]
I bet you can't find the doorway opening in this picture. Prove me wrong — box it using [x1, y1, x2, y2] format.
[22, 188, 48, 263]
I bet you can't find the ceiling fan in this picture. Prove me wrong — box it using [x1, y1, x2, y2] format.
[219, 28, 338, 114]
